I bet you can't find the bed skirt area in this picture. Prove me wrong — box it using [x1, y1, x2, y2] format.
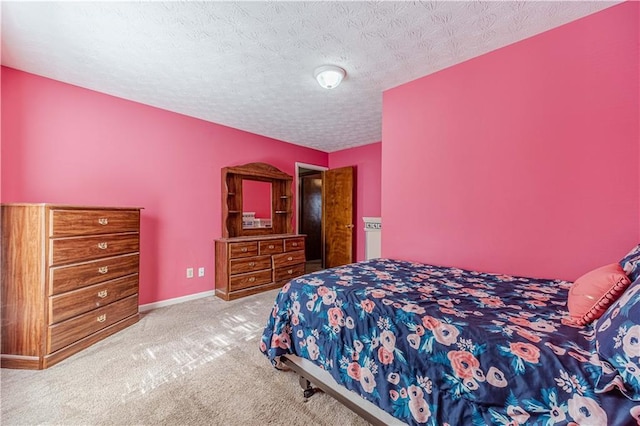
[281, 354, 404, 425]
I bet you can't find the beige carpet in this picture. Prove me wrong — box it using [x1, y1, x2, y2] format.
[0, 290, 370, 426]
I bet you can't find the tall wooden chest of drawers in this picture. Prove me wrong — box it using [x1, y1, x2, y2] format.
[1, 204, 142, 369]
[215, 234, 306, 300]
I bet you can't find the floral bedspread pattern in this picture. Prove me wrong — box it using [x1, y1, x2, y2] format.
[260, 259, 638, 425]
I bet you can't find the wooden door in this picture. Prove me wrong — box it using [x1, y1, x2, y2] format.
[323, 166, 354, 268]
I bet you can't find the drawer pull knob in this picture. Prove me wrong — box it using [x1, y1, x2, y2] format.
[287, 269, 293, 274]
[292, 243, 298, 247]
[98, 218, 109, 225]
[97, 290, 108, 298]
[248, 277, 256, 282]
[97, 314, 107, 323]
[268, 245, 274, 249]
[287, 256, 293, 261]
[98, 266, 109, 274]
[241, 247, 248, 252]
[98, 242, 108, 250]
[249, 262, 256, 267]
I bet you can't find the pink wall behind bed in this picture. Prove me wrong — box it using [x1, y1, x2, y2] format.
[382, 2, 639, 281]
[1, 67, 329, 304]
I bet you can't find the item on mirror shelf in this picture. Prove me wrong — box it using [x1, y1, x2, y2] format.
[254, 218, 272, 228]
[242, 212, 256, 227]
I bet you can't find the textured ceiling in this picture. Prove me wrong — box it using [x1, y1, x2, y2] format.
[1, 1, 619, 152]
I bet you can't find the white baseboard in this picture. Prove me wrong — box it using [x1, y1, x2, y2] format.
[139, 290, 215, 312]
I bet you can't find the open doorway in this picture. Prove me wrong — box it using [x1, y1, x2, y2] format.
[296, 163, 327, 273]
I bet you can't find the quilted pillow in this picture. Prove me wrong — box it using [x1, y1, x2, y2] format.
[594, 276, 640, 401]
[620, 244, 640, 282]
[567, 263, 631, 325]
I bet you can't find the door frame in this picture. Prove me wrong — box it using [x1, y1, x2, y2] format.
[295, 162, 328, 266]
[295, 162, 328, 234]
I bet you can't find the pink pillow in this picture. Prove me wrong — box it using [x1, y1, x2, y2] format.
[568, 263, 631, 326]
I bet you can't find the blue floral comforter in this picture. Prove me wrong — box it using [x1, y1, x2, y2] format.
[260, 258, 638, 425]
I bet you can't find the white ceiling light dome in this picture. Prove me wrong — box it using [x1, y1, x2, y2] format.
[314, 65, 346, 89]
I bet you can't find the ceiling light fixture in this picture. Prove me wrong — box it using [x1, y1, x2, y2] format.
[314, 65, 346, 89]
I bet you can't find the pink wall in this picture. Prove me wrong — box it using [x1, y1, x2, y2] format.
[382, 2, 639, 281]
[1, 67, 328, 304]
[329, 142, 382, 262]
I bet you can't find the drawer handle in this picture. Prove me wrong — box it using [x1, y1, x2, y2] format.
[249, 262, 256, 267]
[97, 314, 107, 323]
[98, 218, 109, 225]
[292, 242, 298, 247]
[268, 244, 275, 249]
[287, 269, 293, 275]
[248, 277, 256, 282]
[97, 290, 108, 298]
[98, 242, 108, 250]
[241, 247, 248, 253]
[287, 256, 293, 261]
[98, 266, 109, 274]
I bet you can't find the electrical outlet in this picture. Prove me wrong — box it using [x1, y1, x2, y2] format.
[198, 267, 205, 277]
[186, 268, 194, 278]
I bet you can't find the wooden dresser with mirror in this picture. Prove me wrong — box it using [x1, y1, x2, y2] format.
[215, 162, 306, 300]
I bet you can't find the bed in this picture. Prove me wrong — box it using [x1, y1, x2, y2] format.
[260, 257, 640, 425]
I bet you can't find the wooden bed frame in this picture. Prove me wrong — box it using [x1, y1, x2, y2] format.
[281, 354, 405, 425]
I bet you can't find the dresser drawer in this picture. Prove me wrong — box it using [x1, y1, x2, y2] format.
[272, 250, 306, 269]
[49, 253, 139, 295]
[229, 255, 271, 275]
[49, 233, 139, 266]
[284, 237, 305, 252]
[229, 242, 258, 259]
[48, 294, 138, 353]
[229, 270, 272, 291]
[259, 239, 283, 255]
[49, 274, 138, 324]
[50, 209, 139, 237]
[274, 263, 306, 282]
